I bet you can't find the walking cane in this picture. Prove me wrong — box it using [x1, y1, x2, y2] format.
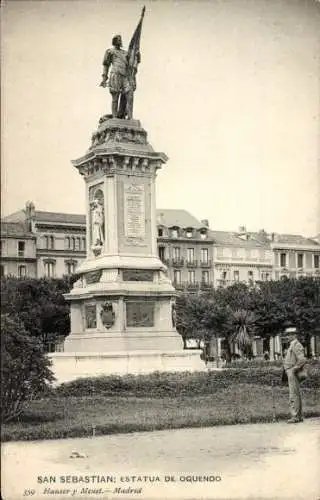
[271, 378, 276, 423]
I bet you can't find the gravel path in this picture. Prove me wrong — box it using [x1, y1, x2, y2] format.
[2, 418, 319, 500]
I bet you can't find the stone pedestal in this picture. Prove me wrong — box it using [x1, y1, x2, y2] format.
[58, 116, 205, 377]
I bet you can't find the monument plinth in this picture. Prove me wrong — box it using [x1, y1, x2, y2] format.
[63, 116, 182, 353]
[49, 9, 204, 382]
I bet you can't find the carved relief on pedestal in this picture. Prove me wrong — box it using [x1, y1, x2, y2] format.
[85, 304, 97, 329]
[126, 300, 155, 328]
[85, 269, 102, 284]
[90, 125, 148, 149]
[89, 185, 105, 256]
[100, 302, 116, 330]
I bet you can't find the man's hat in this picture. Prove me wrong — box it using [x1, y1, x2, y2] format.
[283, 326, 298, 334]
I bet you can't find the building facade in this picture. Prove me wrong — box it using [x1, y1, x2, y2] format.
[271, 234, 320, 279]
[156, 210, 214, 291]
[2, 202, 86, 278]
[1, 221, 37, 278]
[2, 205, 320, 358]
[2, 204, 320, 285]
[210, 229, 273, 287]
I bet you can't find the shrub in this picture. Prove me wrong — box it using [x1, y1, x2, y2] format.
[1, 314, 55, 423]
[49, 362, 320, 399]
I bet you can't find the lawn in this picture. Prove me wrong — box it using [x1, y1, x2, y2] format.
[2, 381, 319, 442]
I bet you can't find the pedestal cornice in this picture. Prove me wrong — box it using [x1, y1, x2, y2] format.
[72, 117, 168, 180]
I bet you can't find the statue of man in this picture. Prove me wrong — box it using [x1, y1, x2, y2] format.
[99, 35, 140, 120]
[91, 199, 104, 247]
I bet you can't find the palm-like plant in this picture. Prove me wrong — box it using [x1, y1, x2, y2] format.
[230, 309, 257, 356]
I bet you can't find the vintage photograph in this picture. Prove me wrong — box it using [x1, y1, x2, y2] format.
[1, 0, 320, 499]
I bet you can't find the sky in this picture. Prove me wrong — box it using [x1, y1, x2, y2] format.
[1, 0, 320, 236]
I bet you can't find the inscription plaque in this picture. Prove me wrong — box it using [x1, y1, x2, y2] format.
[124, 184, 145, 239]
[85, 304, 97, 329]
[123, 269, 153, 282]
[126, 301, 155, 327]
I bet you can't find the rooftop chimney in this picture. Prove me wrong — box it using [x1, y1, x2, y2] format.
[201, 219, 209, 227]
[25, 201, 36, 232]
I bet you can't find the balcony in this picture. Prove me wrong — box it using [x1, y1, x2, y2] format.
[172, 258, 184, 267]
[200, 260, 212, 268]
[186, 259, 198, 268]
[172, 281, 214, 292]
[217, 279, 233, 287]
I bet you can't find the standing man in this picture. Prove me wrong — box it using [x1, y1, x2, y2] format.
[100, 35, 132, 119]
[99, 8, 145, 120]
[282, 326, 307, 423]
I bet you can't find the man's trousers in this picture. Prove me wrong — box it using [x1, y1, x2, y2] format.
[286, 368, 302, 418]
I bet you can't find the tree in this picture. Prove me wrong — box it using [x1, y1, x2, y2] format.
[1, 276, 72, 348]
[175, 278, 320, 361]
[1, 314, 55, 423]
[230, 309, 257, 358]
[176, 292, 210, 347]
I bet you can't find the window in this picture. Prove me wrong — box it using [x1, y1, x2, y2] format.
[261, 272, 270, 281]
[18, 265, 27, 277]
[44, 261, 55, 278]
[187, 248, 195, 263]
[65, 237, 70, 249]
[297, 253, 304, 268]
[158, 228, 163, 237]
[186, 228, 193, 238]
[44, 236, 54, 250]
[188, 270, 195, 283]
[201, 248, 208, 264]
[82, 237, 86, 250]
[18, 241, 25, 257]
[0, 240, 3, 255]
[221, 271, 227, 280]
[233, 270, 239, 282]
[259, 249, 266, 260]
[158, 246, 165, 261]
[280, 253, 287, 268]
[171, 229, 178, 238]
[200, 231, 207, 240]
[75, 237, 81, 251]
[245, 249, 252, 260]
[172, 247, 181, 260]
[248, 270, 254, 283]
[173, 270, 181, 284]
[231, 248, 238, 258]
[314, 255, 319, 269]
[217, 248, 224, 258]
[66, 261, 77, 274]
[0, 265, 5, 277]
[202, 271, 209, 284]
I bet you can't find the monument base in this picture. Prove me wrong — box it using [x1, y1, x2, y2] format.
[48, 350, 206, 384]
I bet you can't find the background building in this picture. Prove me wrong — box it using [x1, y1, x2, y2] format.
[2, 203, 320, 284]
[2, 202, 86, 278]
[210, 227, 272, 287]
[1, 221, 37, 278]
[270, 234, 320, 279]
[156, 209, 214, 291]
